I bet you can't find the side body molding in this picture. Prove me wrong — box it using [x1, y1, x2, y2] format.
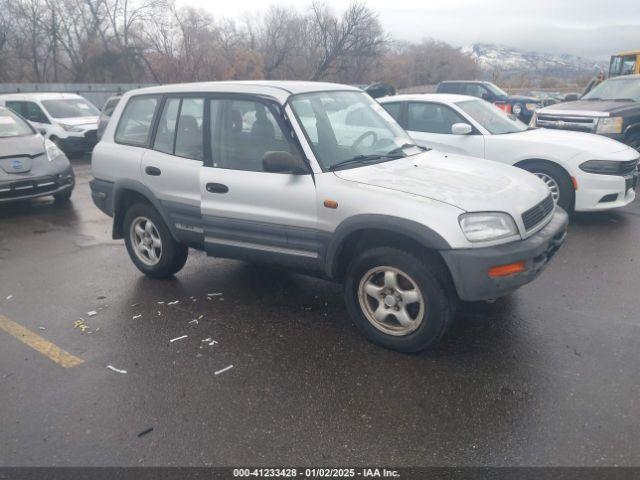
[323, 214, 451, 279]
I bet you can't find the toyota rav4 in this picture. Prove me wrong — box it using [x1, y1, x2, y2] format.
[91, 81, 568, 352]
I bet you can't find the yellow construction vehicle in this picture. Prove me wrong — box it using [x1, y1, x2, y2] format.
[609, 51, 640, 77]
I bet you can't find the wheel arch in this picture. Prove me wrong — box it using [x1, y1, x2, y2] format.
[112, 179, 179, 241]
[324, 215, 451, 281]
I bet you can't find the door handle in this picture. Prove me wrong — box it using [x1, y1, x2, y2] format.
[206, 183, 229, 194]
[145, 166, 161, 176]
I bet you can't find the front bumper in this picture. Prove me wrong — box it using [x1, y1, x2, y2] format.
[58, 130, 98, 154]
[0, 166, 75, 203]
[575, 171, 637, 211]
[441, 208, 569, 301]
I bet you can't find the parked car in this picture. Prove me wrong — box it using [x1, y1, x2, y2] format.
[533, 75, 640, 152]
[436, 80, 541, 122]
[524, 91, 565, 107]
[0, 106, 74, 203]
[379, 94, 639, 212]
[97, 95, 122, 141]
[0, 92, 100, 156]
[91, 81, 567, 353]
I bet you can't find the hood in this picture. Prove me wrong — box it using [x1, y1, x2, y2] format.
[539, 99, 637, 116]
[333, 150, 549, 214]
[508, 95, 539, 103]
[54, 116, 99, 127]
[0, 134, 46, 175]
[508, 128, 633, 156]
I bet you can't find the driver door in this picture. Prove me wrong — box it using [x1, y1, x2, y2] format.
[200, 97, 319, 268]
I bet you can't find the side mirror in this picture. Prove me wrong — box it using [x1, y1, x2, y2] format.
[451, 123, 473, 135]
[481, 93, 491, 101]
[263, 151, 308, 174]
[38, 128, 47, 136]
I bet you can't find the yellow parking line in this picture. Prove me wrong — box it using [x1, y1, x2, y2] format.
[0, 314, 84, 368]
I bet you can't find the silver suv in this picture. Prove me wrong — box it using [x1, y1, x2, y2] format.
[91, 81, 568, 352]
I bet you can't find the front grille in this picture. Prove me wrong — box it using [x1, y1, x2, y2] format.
[536, 114, 597, 133]
[522, 195, 554, 231]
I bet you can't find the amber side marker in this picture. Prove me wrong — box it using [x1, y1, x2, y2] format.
[324, 200, 338, 209]
[488, 261, 526, 278]
[571, 176, 579, 190]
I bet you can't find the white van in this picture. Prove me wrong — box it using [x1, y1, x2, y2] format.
[0, 92, 99, 156]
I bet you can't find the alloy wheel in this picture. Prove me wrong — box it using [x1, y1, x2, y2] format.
[533, 172, 560, 204]
[130, 216, 162, 266]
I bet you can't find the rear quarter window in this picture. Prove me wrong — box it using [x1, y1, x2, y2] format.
[114, 95, 160, 147]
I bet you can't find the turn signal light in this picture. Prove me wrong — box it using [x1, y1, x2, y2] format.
[488, 261, 526, 278]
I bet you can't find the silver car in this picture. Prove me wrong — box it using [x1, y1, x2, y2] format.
[0, 106, 75, 203]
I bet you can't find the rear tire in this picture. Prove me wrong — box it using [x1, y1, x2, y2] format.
[343, 247, 456, 353]
[521, 162, 574, 212]
[123, 203, 188, 278]
[53, 189, 73, 203]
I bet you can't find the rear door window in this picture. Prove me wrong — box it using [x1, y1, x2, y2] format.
[381, 103, 403, 125]
[115, 95, 160, 147]
[407, 102, 466, 134]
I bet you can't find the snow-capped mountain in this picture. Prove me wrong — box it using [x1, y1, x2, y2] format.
[461, 43, 602, 79]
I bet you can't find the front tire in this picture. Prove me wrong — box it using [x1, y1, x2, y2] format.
[343, 247, 456, 353]
[53, 189, 73, 203]
[521, 162, 574, 212]
[123, 203, 188, 278]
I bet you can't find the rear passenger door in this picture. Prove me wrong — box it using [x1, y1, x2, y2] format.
[200, 97, 319, 268]
[142, 95, 205, 247]
[404, 102, 485, 157]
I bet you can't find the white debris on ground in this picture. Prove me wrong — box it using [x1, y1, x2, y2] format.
[207, 293, 223, 297]
[189, 319, 198, 325]
[38, 326, 46, 331]
[167, 300, 179, 305]
[169, 335, 188, 343]
[87, 310, 97, 317]
[132, 314, 142, 320]
[106, 365, 127, 374]
[208, 340, 218, 346]
[5, 295, 13, 300]
[157, 301, 165, 305]
[214, 365, 233, 375]
[202, 337, 212, 343]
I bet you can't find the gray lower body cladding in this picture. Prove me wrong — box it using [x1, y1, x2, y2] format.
[440, 208, 569, 301]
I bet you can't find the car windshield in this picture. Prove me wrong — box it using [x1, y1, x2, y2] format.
[41, 98, 99, 118]
[289, 90, 421, 170]
[456, 99, 528, 135]
[0, 108, 35, 138]
[485, 83, 509, 97]
[583, 78, 640, 102]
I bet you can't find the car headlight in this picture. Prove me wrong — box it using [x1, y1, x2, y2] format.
[512, 103, 522, 115]
[525, 103, 539, 111]
[596, 117, 623, 134]
[459, 212, 519, 243]
[59, 123, 83, 133]
[579, 160, 626, 175]
[45, 139, 62, 161]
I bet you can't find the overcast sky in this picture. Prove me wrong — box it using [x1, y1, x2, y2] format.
[182, 0, 640, 59]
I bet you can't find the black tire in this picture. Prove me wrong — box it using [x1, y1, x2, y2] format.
[123, 203, 188, 278]
[53, 189, 73, 203]
[343, 247, 456, 353]
[521, 161, 574, 212]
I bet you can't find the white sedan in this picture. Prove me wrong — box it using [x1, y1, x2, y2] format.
[378, 94, 639, 212]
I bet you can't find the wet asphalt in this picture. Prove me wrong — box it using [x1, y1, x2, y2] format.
[0, 158, 639, 467]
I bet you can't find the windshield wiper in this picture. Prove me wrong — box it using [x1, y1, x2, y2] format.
[328, 153, 404, 171]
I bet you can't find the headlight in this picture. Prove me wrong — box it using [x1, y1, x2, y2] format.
[512, 104, 522, 115]
[59, 123, 83, 133]
[459, 212, 519, 243]
[579, 160, 625, 175]
[596, 117, 623, 134]
[45, 139, 62, 161]
[525, 103, 539, 111]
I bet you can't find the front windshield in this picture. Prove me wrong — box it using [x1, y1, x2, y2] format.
[41, 98, 99, 118]
[456, 99, 528, 135]
[289, 91, 420, 170]
[485, 83, 509, 98]
[0, 108, 35, 138]
[583, 78, 640, 102]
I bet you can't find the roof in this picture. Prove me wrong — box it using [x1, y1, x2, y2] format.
[606, 74, 640, 80]
[0, 92, 86, 101]
[378, 93, 477, 104]
[127, 81, 361, 103]
[437, 80, 489, 85]
[614, 51, 640, 56]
